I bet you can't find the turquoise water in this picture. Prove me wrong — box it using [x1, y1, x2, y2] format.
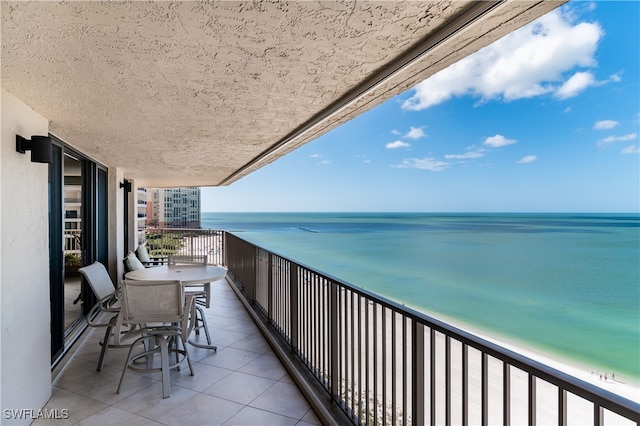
[202, 212, 640, 381]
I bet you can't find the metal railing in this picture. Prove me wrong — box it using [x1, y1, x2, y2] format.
[224, 232, 640, 426]
[141, 228, 224, 265]
[64, 229, 82, 255]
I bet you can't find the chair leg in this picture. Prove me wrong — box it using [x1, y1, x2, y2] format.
[159, 337, 171, 398]
[184, 339, 194, 376]
[97, 325, 113, 371]
[117, 339, 139, 394]
[195, 305, 211, 345]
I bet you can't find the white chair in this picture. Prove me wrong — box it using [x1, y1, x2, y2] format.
[79, 262, 133, 371]
[116, 279, 195, 398]
[168, 255, 212, 346]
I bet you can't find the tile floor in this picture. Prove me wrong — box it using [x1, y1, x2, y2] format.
[40, 279, 321, 425]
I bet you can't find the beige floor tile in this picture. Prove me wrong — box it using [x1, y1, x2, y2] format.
[154, 393, 244, 426]
[113, 380, 198, 417]
[74, 406, 164, 425]
[249, 381, 311, 420]
[32, 387, 107, 426]
[300, 408, 322, 425]
[170, 362, 232, 392]
[230, 333, 272, 353]
[224, 406, 299, 425]
[202, 371, 276, 405]
[200, 346, 261, 371]
[238, 354, 287, 381]
[54, 358, 156, 405]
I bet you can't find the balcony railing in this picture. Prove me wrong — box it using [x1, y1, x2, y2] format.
[223, 232, 640, 426]
[64, 229, 82, 255]
[141, 228, 224, 265]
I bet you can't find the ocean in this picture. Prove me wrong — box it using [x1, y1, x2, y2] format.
[201, 212, 640, 382]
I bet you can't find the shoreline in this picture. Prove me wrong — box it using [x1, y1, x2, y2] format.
[412, 305, 640, 404]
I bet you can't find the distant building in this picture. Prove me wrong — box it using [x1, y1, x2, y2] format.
[146, 187, 201, 228]
[137, 187, 147, 231]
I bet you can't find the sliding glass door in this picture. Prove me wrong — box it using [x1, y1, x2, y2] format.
[49, 138, 108, 364]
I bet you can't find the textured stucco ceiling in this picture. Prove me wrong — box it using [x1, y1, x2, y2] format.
[1, 1, 564, 187]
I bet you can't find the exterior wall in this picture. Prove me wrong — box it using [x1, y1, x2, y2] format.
[107, 167, 125, 285]
[0, 89, 52, 423]
[148, 187, 201, 228]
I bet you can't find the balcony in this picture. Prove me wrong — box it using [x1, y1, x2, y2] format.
[44, 230, 639, 425]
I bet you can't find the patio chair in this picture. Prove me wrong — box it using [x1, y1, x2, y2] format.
[79, 261, 134, 371]
[117, 279, 195, 398]
[168, 254, 212, 345]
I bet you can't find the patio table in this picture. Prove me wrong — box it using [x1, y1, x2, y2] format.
[125, 264, 227, 350]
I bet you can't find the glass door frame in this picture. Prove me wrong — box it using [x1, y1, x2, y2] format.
[49, 136, 108, 365]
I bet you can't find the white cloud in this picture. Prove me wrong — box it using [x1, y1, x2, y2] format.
[394, 157, 449, 171]
[404, 126, 426, 139]
[401, 6, 603, 110]
[555, 71, 595, 99]
[593, 120, 619, 130]
[621, 145, 640, 154]
[517, 155, 538, 164]
[309, 154, 322, 158]
[598, 133, 638, 146]
[484, 134, 517, 148]
[318, 160, 331, 165]
[445, 151, 484, 160]
[386, 140, 411, 149]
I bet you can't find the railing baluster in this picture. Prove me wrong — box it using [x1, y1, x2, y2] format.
[528, 374, 536, 426]
[402, 315, 407, 426]
[559, 387, 566, 426]
[350, 290, 356, 419]
[365, 296, 370, 425]
[357, 293, 362, 421]
[594, 404, 602, 426]
[331, 280, 339, 402]
[482, 353, 488, 426]
[382, 306, 387, 426]
[290, 263, 298, 354]
[446, 335, 451, 426]
[504, 362, 510, 426]
[463, 344, 468, 426]
[373, 302, 378, 425]
[267, 252, 273, 323]
[414, 321, 425, 426]
[430, 328, 436, 426]
[392, 310, 397, 426]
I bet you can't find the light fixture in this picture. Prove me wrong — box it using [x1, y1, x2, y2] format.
[16, 134, 53, 163]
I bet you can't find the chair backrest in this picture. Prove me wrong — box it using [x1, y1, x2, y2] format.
[121, 280, 184, 325]
[79, 261, 116, 300]
[168, 254, 207, 265]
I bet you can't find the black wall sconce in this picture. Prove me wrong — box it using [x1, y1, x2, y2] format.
[16, 134, 53, 163]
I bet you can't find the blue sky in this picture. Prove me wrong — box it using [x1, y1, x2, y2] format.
[202, 1, 639, 213]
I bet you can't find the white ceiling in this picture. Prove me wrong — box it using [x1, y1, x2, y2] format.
[1, 1, 564, 187]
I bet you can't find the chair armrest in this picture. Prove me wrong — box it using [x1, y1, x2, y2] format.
[86, 292, 120, 326]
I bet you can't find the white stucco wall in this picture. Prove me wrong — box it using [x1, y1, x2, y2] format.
[1, 89, 52, 424]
